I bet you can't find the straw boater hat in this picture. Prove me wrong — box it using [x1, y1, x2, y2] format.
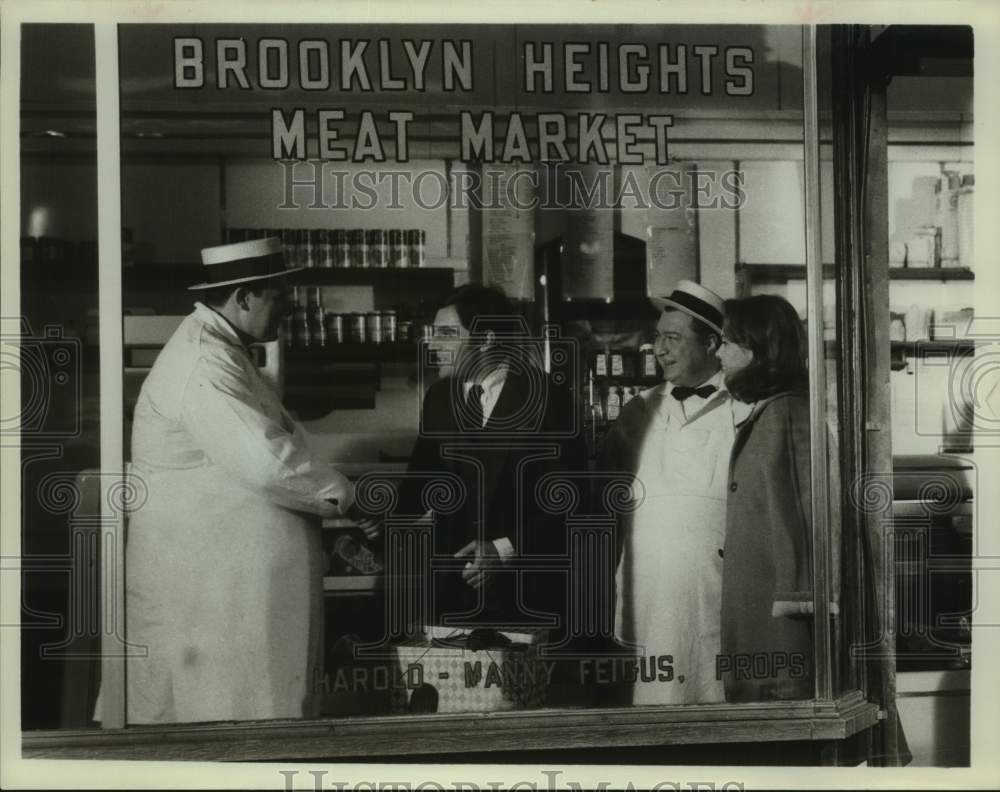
[650, 279, 725, 335]
[188, 237, 301, 290]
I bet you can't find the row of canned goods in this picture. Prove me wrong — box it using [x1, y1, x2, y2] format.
[326, 311, 410, 345]
[226, 227, 426, 268]
[288, 310, 414, 347]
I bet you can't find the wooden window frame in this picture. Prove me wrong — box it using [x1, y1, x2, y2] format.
[15, 20, 884, 762]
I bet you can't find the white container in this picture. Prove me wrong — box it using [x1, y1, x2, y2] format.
[956, 174, 974, 270]
[935, 172, 961, 267]
[904, 305, 931, 341]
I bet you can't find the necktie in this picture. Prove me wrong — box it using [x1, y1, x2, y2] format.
[464, 384, 485, 428]
[671, 384, 717, 402]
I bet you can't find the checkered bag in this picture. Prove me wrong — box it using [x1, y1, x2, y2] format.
[390, 628, 549, 714]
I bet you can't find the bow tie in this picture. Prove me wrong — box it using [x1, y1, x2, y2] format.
[671, 384, 717, 402]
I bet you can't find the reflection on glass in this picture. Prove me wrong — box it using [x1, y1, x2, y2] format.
[20, 23, 101, 731]
[109, 22, 824, 726]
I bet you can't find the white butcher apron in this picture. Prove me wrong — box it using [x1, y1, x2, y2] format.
[100, 303, 352, 724]
[614, 374, 745, 705]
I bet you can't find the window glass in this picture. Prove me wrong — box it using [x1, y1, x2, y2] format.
[25, 22, 841, 734]
[19, 23, 102, 731]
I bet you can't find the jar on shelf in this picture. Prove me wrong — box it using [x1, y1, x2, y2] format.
[610, 351, 624, 378]
[594, 348, 609, 377]
[397, 320, 414, 343]
[639, 343, 658, 378]
[606, 385, 622, 421]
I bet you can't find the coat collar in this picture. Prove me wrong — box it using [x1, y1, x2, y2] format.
[193, 302, 254, 352]
[729, 391, 807, 465]
[742, 391, 806, 426]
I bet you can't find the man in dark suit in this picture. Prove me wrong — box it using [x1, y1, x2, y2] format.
[397, 285, 583, 633]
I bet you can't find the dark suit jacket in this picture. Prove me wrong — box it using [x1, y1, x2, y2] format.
[396, 368, 584, 631]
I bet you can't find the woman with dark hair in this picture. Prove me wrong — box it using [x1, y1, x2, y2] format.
[716, 294, 814, 702]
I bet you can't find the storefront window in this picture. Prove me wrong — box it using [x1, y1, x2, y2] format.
[26, 17, 967, 763]
[94, 22, 845, 728]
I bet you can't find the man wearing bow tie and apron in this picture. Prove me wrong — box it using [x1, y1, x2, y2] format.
[601, 281, 750, 705]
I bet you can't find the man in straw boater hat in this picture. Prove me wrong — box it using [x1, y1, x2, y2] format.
[600, 280, 752, 705]
[114, 237, 358, 724]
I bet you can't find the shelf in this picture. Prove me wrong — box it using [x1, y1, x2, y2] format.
[118, 264, 455, 293]
[291, 267, 455, 291]
[890, 268, 975, 281]
[592, 375, 663, 388]
[739, 264, 974, 284]
[285, 342, 422, 364]
[891, 339, 977, 355]
[324, 575, 379, 593]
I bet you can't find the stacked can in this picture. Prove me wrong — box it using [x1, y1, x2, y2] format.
[302, 229, 316, 268]
[314, 229, 333, 268]
[347, 313, 366, 343]
[348, 229, 367, 268]
[381, 310, 397, 343]
[405, 229, 425, 268]
[388, 229, 407, 268]
[280, 228, 296, 267]
[332, 229, 350, 268]
[309, 288, 327, 346]
[282, 285, 295, 347]
[292, 287, 310, 347]
[367, 229, 387, 268]
[365, 311, 383, 344]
